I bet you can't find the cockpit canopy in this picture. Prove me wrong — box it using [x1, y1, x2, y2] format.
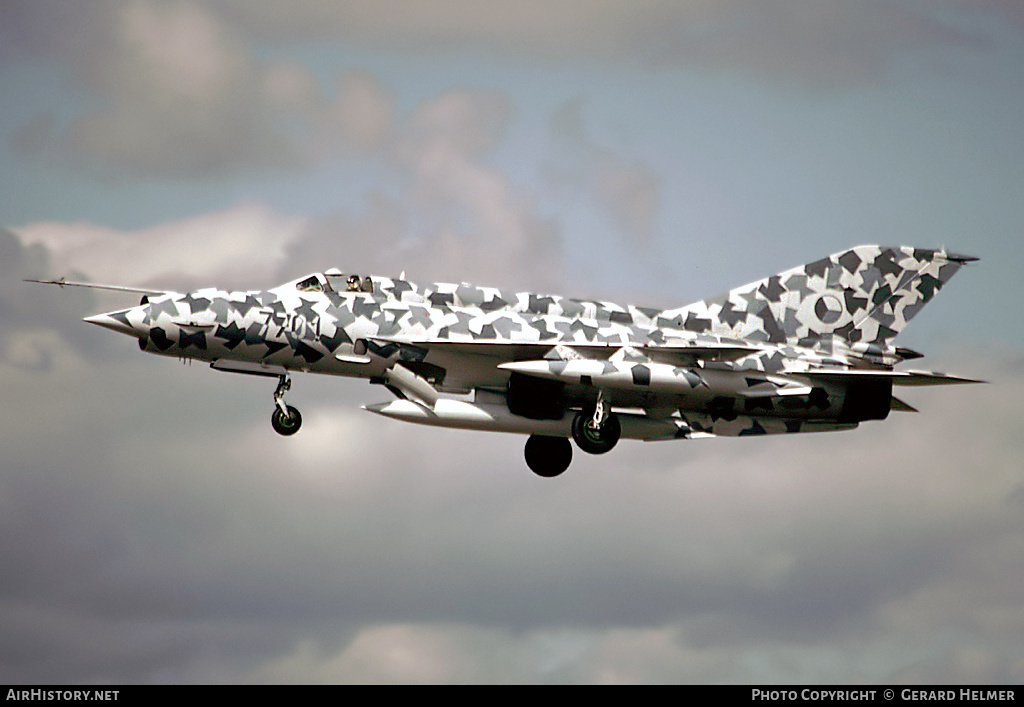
[294, 271, 374, 294]
[295, 274, 329, 293]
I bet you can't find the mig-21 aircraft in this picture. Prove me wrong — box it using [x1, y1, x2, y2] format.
[31, 245, 980, 477]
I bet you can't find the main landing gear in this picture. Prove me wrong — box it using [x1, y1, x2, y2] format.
[524, 435, 573, 478]
[271, 374, 302, 436]
[571, 394, 621, 455]
[524, 395, 622, 478]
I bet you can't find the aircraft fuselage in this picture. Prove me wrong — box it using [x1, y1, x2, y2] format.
[70, 245, 979, 476]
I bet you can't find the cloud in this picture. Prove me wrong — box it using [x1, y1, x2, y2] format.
[549, 99, 662, 243]
[203, 0, 662, 55]
[13, 204, 308, 291]
[0, 227, 109, 369]
[318, 72, 396, 156]
[11, 83, 563, 294]
[4, 0, 1006, 178]
[205, 0, 993, 85]
[283, 88, 563, 291]
[238, 623, 702, 683]
[395, 91, 561, 287]
[53, 0, 300, 177]
[640, 0, 984, 86]
[3, 1, 397, 177]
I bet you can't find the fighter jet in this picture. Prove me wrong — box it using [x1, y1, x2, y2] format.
[31, 245, 980, 477]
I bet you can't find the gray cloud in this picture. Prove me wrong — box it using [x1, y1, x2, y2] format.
[639, 0, 985, 86]
[2, 1, 300, 177]
[279, 87, 562, 292]
[0, 228, 118, 369]
[549, 99, 662, 243]
[204, 0, 995, 84]
[14, 205, 309, 292]
[3, 0, 1010, 178]
[2, 1, 389, 177]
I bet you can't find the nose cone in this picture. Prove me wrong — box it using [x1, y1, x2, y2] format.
[84, 306, 148, 338]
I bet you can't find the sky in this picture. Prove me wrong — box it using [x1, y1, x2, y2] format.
[1, 0, 1023, 684]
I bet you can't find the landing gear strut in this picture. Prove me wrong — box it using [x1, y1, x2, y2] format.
[271, 374, 302, 436]
[524, 435, 573, 477]
[572, 393, 620, 454]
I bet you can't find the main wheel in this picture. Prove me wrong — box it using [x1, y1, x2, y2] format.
[272, 405, 302, 436]
[524, 435, 573, 478]
[572, 409, 621, 454]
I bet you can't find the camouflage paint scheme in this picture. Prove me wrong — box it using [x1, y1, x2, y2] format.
[73, 245, 979, 476]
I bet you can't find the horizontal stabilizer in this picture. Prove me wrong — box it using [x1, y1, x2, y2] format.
[893, 370, 985, 386]
[797, 368, 984, 385]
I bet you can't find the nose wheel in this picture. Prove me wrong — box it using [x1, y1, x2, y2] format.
[272, 405, 302, 435]
[271, 374, 302, 436]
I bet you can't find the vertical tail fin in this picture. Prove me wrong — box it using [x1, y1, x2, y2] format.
[674, 245, 976, 348]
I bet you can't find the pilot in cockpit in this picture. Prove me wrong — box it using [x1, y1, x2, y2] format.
[343, 274, 373, 293]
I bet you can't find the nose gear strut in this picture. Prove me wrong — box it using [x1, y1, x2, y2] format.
[271, 374, 302, 435]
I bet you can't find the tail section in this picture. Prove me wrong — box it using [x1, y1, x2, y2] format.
[674, 246, 976, 348]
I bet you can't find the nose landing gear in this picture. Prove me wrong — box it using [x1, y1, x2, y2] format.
[271, 374, 302, 435]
